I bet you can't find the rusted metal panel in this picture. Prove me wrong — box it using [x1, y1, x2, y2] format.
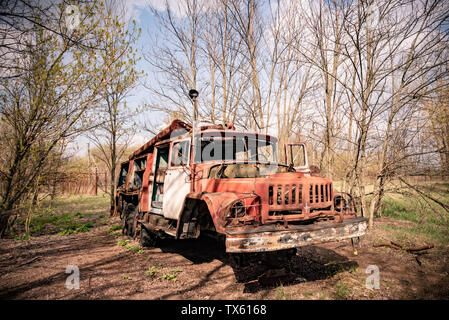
[130, 120, 192, 160]
[139, 152, 154, 212]
[225, 217, 367, 253]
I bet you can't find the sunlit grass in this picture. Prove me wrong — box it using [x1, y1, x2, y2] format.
[13, 195, 110, 238]
[333, 179, 449, 246]
[380, 183, 449, 246]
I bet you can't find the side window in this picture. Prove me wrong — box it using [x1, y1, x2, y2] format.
[133, 157, 147, 189]
[171, 141, 190, 167]
[117, 163, 129, 187]
[156, 147, 169, 169]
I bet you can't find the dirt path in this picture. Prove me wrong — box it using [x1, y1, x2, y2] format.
[1, 217, 448, 300]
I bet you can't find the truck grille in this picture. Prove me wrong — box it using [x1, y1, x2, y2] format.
[268, 184, 303, 206]
[309, 183, 332, 203]
[268, 183, 332, 208]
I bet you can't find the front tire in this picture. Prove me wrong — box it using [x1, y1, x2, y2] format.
[140, 226, 158, 247]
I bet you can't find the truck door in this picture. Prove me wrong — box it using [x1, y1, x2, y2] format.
[162, 139, 191, 220]
[151, 145, 169, 210]
[285, 143, 309, 172]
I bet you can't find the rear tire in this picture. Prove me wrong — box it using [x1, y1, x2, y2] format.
[122, 203, 136, 237]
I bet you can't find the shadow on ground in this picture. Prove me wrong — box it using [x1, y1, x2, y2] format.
[157, 235, 358, 293]
[0, 231, 359, 299]
[158, 235, 227, 264]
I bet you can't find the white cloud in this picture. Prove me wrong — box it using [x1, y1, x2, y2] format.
[123, 0, 148, 22]
[130, 0, 211, 20]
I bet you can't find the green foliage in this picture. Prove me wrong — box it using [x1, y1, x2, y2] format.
[0, 0, 113, 237]
[88, 0, 145, 209]
[58, 222, 94, 236]
[14, 234, 31, 241]
[382, 198, 419, 223]
[349, 265, 358, 274]
[125, 245, 143, 253]
[381, 189, 449, 245]
[108, 225, 122, 232]
[145, 265, 163, 277]
[123, 275, 132, 280]
[6, 194, 109, 239]
[160, 269, 182, 282]
[334, 280, 351, 300]
[117, 239, 130, 246]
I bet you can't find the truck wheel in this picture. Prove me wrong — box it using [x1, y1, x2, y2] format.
[122, 203, 136, 237]
[127, 209, 138, 238]
[140, 226, 157, 247]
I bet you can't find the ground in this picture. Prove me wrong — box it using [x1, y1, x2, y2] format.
[0, 194, 448, 300]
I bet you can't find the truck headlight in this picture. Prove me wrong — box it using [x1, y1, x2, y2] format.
[228, 201, 246, 218]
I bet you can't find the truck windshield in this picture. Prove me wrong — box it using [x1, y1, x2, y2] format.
[194, 135, 277, 164]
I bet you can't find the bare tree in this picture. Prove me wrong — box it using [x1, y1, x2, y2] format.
[143, 0, 204, 127]
[200, 0, 249, 125]
[303, 0, 449, 228]
[87, 1, 144, 211]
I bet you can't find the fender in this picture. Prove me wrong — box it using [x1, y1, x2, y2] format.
[176, 192, 258, 237]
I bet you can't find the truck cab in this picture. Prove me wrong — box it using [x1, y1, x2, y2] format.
[113, 120, 367, 253]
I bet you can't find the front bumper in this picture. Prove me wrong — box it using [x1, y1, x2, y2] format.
[225, 217, 367, 253]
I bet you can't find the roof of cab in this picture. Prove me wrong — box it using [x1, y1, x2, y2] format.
[129, 119, 277, 161]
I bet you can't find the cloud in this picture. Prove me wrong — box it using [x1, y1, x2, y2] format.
[147, 0, 192, 19]
[123, 0, 148, 22]
[126, 0, 211, 20]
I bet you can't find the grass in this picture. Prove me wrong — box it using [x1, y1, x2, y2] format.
[117, 239, 130, 246]
[145, 265, 163, 277]
[334, 180, 449, 248]
[108, 225, 122, 232]
[108, 225, 123, 238]
[11, 195, 110, 238]
[300, 290, 313, 299]
[126, 245, 144, 254]
[58, 222, 94, 236]
[160, 269, 183, 282]
[275, 284, 292, 300]
[379, 184, 449, 246]
[382, 198, 420, 223]
[348, 265, 359, 274]
[116, 241, 144, 254]
[334, 280, 352, 300]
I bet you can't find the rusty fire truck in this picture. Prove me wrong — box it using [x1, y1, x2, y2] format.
[111, 119, 367, 259]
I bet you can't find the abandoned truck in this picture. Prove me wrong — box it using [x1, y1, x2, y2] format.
[111, 119, 367, 254]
